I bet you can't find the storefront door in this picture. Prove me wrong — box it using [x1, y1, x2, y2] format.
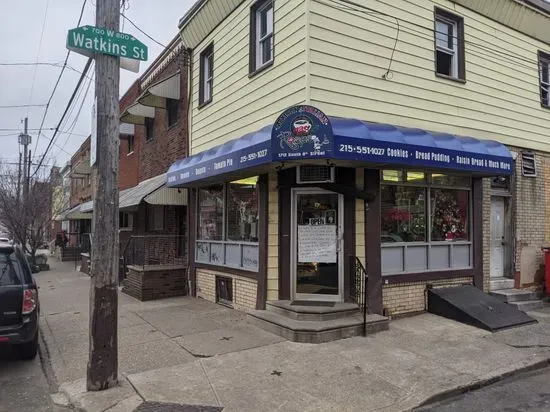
[291, 188, 344, 302]
[490, 197, 505, 278]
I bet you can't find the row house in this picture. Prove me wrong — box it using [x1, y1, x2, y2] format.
[116, 35, 189, 301]
[165, 0, 550, 340]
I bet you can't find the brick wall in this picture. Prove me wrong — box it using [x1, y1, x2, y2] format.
[138, 50, 188, 182]
[123, 266, 187, 301]
[382, 277, 473, 317]
[119, 80, 140, 190]
[511, 148, 547, 287]
[196, 268, 258, 312]
[70, 137, 92, 207]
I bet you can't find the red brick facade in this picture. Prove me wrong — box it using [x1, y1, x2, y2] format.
[138, 50, 189, 182]
[119, 80, 140, 190]
[70, 137, 92, 207]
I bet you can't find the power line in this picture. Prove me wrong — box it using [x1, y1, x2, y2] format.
[32, 57, 93, 176]
[0, 62, 93, 78]
[0, 104, 47, 108]
[121, 13, 166, 48]
[27, 0, 50, 116]
[33, 0, 88, 156]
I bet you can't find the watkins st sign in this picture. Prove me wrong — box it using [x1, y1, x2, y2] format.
[67, 25, 148, 61]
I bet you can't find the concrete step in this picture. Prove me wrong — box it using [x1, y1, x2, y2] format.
[248, 310, 389, 344]
[510, 300, 546, 312]
[490, 289, 542, 303]
[266, 300, 361, 321]
[490, 277, 514, 290]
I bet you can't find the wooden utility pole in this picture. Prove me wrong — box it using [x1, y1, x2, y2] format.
[87, 0, 120, 391]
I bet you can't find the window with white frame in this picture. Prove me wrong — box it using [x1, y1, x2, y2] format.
[199, 43, 214, 106]
[435, 8, 465, 80]
[250, 0, 274, 74]
[539, 51, 550, 107]
[381, 171, 472, 274]
[196, 177, 260, 271]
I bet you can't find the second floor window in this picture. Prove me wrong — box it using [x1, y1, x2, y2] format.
[199, 43, 214, 106]
[127, 135, 135, 153]
[539, 51, 550, 108]
[434, 8, 465, 81]
[166, 98, 179, 127]
[250, 0, 274, 74]
[145, 117, 154, 142]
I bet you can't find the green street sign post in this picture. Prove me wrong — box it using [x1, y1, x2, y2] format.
[67, 25, 148, 61]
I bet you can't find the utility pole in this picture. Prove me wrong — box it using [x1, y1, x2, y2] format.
[87, 0, 120, 391]
[16, 152, 22, 205]
[18, 117, 31, 251]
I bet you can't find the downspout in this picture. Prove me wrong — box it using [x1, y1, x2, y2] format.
[305, 0, 312, 105]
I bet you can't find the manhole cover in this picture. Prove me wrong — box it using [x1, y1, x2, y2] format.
[134, 401, 223, 412]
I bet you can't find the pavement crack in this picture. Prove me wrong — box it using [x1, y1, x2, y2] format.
[125, 375, 146, 403]
[506, 343, 550, 349]
[199, 359, 222, 407]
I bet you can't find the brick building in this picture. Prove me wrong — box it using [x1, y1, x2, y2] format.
[118, 35, 189, 301]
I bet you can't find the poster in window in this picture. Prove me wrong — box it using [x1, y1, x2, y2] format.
[298, 225, 337, 263]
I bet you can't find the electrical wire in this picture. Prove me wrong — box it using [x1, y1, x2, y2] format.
[33, 0, 88, 156]
[121, 13, 167, 48]
[0, 104, 47, 109]
[32, 57, 93, 176]
[27, 0, 50, 116]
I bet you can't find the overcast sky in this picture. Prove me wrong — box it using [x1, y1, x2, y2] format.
[0, 0, 195, 171]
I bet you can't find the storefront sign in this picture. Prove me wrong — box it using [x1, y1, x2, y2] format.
[298, 225, 337, 263]
[272, 105, 334, 160]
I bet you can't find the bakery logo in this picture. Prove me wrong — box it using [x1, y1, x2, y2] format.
[279, 115, 330, 152]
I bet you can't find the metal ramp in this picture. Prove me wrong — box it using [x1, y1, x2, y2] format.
[428, 285, 537, 332]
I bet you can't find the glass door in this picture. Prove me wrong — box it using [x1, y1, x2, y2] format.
[291, 188, 344, 302]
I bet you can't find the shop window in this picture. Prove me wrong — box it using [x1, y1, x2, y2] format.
[145, 117, 154, 142]
[196, 178, 260, 271]
[147, 205, 164, 231]
[199, 43, 214, 107]
[381, 171, 472, 274]
[216, 276, 233, 307]
[521, 151, 537, 177]
[250, 0, 274, 74]
[119, 212, 134, 230]
[127, 135, 135, 154]
[434, 8, 465, 81]
[539, 51, 550, 108]
[166, 98, 179, 127]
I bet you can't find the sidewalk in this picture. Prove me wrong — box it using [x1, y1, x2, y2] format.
[38, 260, 550, 412]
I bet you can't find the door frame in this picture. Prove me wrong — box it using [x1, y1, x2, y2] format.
[290, 187, 345, 302]
[490, 196, 505, 279]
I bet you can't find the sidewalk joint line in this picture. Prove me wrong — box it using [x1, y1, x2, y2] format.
[199, 359, 222, 407]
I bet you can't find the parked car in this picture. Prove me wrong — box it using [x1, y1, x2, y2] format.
[0, 242, 39, 359]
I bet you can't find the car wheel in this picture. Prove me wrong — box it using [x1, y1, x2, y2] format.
[19, 334, 38, 360]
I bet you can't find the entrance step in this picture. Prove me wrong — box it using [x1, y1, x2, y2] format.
[490, 289, 543, 303]
[266, 300, 361, 321]
[249, 300, 389, 343]
[490, 277, 514, 290]
[510, 300, 546, 312]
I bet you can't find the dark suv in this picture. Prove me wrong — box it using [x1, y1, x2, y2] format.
[0, 242, 39, 359]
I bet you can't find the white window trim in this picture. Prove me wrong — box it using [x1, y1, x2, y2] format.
[541, 60, 550, 105]
[255, 1, 274, 70]
[202, 51, 213, 103]
[435, 16, 459, 78]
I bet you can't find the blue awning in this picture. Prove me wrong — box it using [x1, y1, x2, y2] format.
[168, 110, 513, 187]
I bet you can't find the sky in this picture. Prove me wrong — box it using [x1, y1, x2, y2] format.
[0, 0, 195, 171]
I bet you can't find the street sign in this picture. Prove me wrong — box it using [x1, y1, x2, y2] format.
[67, 25, 148, 61]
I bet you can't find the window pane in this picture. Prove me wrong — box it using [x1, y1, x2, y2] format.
[431, 174, 470, 187]
[0, 252, 21, 286]
[261, 35, 273, 65]
[167, 99, 179, 126]
[227, 177, 259, 242]
[198, 185, 224, 240]
[266, 6, 273, 34]
[436, 50, 453, 76]
[381, 185, 426, 243]
[430, 189, 469, 241]
[145, 118, 154, 141]
[435, 20, 452, 49]
[382, 170, 425, 184]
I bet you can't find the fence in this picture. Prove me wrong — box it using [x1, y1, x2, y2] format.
[121, 234, 187, 275]
[349, 255, 369, 337]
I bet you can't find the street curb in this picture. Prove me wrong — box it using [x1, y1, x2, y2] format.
[38, 325, 59, 393]
[414, 357, 550, 409]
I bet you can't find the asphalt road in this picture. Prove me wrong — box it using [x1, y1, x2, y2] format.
[0, 341, 70, 412]
[417, 366, 550, 412]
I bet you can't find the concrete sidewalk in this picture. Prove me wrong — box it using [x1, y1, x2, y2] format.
[38, 260, 550, 412]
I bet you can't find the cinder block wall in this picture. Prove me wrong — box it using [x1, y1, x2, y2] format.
[482, 178, 492, 292]
[196, 268, 258, 312]
[382, 277, 473, 317]
[267, 172, 279, 301]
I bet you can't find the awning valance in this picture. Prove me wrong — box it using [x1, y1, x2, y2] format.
[119, 174, 168, 211]
[60, 203, 92, 220]
[138, 71, 181, 108]
[167, 105, 514, 187]
[120, 102, 155, 125]
[81, 200, 93, 213]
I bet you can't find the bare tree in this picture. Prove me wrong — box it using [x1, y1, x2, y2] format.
[0, 162, 58, 263]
